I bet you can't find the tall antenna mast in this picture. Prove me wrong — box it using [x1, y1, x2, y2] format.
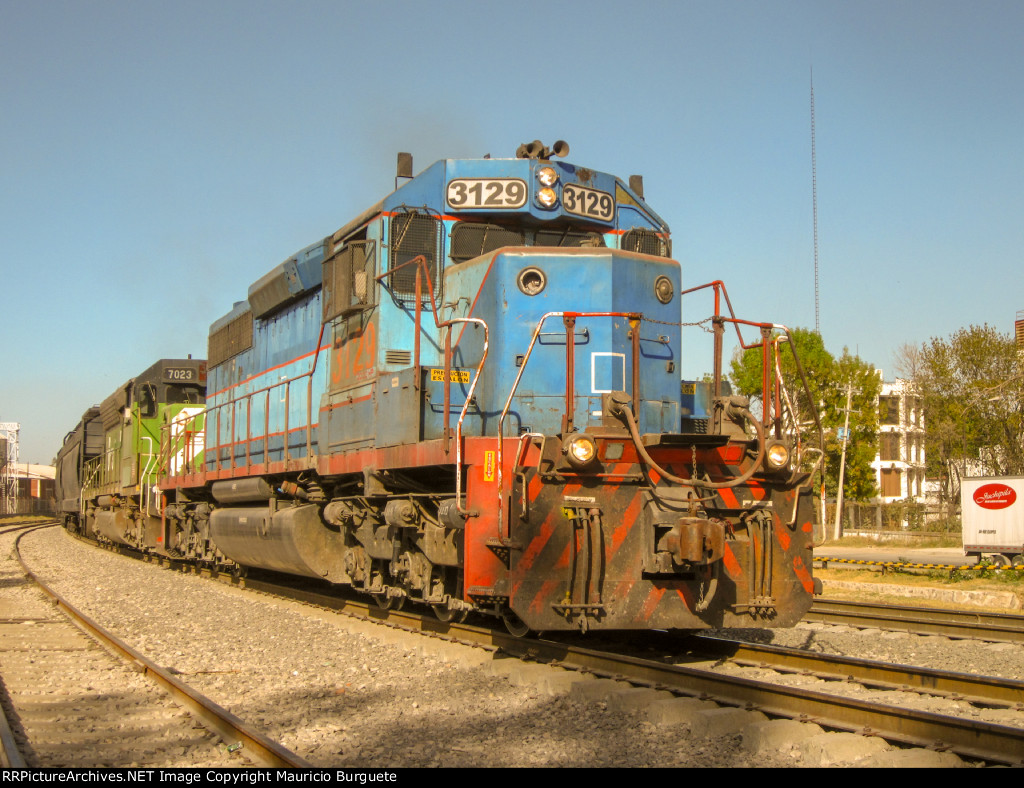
[811, 67, 820, 334]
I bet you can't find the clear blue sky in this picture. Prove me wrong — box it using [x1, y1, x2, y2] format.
[2, 0, 1022, 464]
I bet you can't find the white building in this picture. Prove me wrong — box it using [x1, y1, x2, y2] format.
[871, 377, 927, 503]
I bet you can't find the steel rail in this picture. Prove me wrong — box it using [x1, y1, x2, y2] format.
[0, 517, 58, 529]
[13, 525, 311, 769]
[0, 680, 26, 767]
[231, 576, 1024, 766]
[807, 598, 1024, 643]
[64, 530, 1024, 766]
[689, 634, 1024, 707]
[490, 634, 1024, 766]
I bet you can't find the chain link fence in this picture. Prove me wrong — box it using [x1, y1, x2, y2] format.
[0, 497, 55, 516]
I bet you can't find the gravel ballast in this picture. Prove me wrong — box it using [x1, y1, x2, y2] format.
[10, 527, 796, 767]
[11, 525, 1021, 767]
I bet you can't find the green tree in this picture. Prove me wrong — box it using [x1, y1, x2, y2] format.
[896, 324, 1024, 502]
[729, 328, 880, 501]
[830, 349, 883, 501]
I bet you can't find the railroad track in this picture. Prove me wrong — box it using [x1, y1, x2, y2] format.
[0, 523, 310, 768]
[806, 598, 1024, 642]
[222, 573, 1024, 766]
[28, 525, 1024, 767]
[670, 632, 1024, 707]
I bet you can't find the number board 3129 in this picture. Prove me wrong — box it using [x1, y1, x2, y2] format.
[446, 179, 527, 209]
[562, 183, 615, 222]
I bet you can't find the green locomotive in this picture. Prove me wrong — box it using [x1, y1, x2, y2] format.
[78, 358, 207, 553]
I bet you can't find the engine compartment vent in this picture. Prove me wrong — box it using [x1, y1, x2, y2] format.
[385, 350, 412, 365]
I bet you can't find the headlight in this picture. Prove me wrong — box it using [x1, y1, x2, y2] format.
[537, 166, 559, 186]
[765, 440, 790, 470]
[536, 187, 558, 209]
[564, 435, 598, 469]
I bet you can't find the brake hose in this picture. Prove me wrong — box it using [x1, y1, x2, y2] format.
[619, 404, 766, 490]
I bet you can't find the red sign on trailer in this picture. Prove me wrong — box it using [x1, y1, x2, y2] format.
[973, 482, 1018, 510]
[961, 476, 1024, 562]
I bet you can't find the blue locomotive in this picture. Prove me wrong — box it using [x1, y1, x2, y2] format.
[84, 141, 823, 634]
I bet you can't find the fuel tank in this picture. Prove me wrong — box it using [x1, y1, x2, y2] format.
[93, 508, 129, 545]
[209, 503, 347, 581]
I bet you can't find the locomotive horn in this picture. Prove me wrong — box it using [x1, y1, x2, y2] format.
[516, 140, 568, 159]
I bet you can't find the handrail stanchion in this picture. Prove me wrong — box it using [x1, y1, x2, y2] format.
[305, 321, 326, 462]
[284, 382, 290, 463]
[414, 268, 422, 390]
[264, 391, 270, 467]
[444, 325, 453, 453]
[760, 325, 772, 430]
[630, 316, 641, 417]
[563, 315, 576, 433]
[245, 393, 252, 471]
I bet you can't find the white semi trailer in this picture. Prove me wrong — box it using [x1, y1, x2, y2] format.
[961, 476, 1024, 566]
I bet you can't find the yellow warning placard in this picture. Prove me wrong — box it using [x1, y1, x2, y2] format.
[430, 368, 471, 384]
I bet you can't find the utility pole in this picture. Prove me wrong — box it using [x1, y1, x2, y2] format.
[833, 382, 856, 540]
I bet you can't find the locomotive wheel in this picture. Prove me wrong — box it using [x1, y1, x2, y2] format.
[432, 604, 467, 624]
[502, 611, 531, 638]
[373, 593, 405, 611]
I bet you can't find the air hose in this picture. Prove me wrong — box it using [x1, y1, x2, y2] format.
[617, 401, 766, 490]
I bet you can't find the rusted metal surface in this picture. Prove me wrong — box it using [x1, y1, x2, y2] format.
[505, 456, 817, 631]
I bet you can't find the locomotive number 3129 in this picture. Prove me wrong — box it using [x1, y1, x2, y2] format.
[446, 179, 527, 209]
[562, 183, 614, 222]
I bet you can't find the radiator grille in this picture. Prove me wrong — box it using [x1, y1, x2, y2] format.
[534, 228, 605, 248]
[621, 228, 669, 257]
[208, 311, 254, 368]
[451, 223, 525, 263]
[388, 211, 441, 300]
[323, 240, 375, 321]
